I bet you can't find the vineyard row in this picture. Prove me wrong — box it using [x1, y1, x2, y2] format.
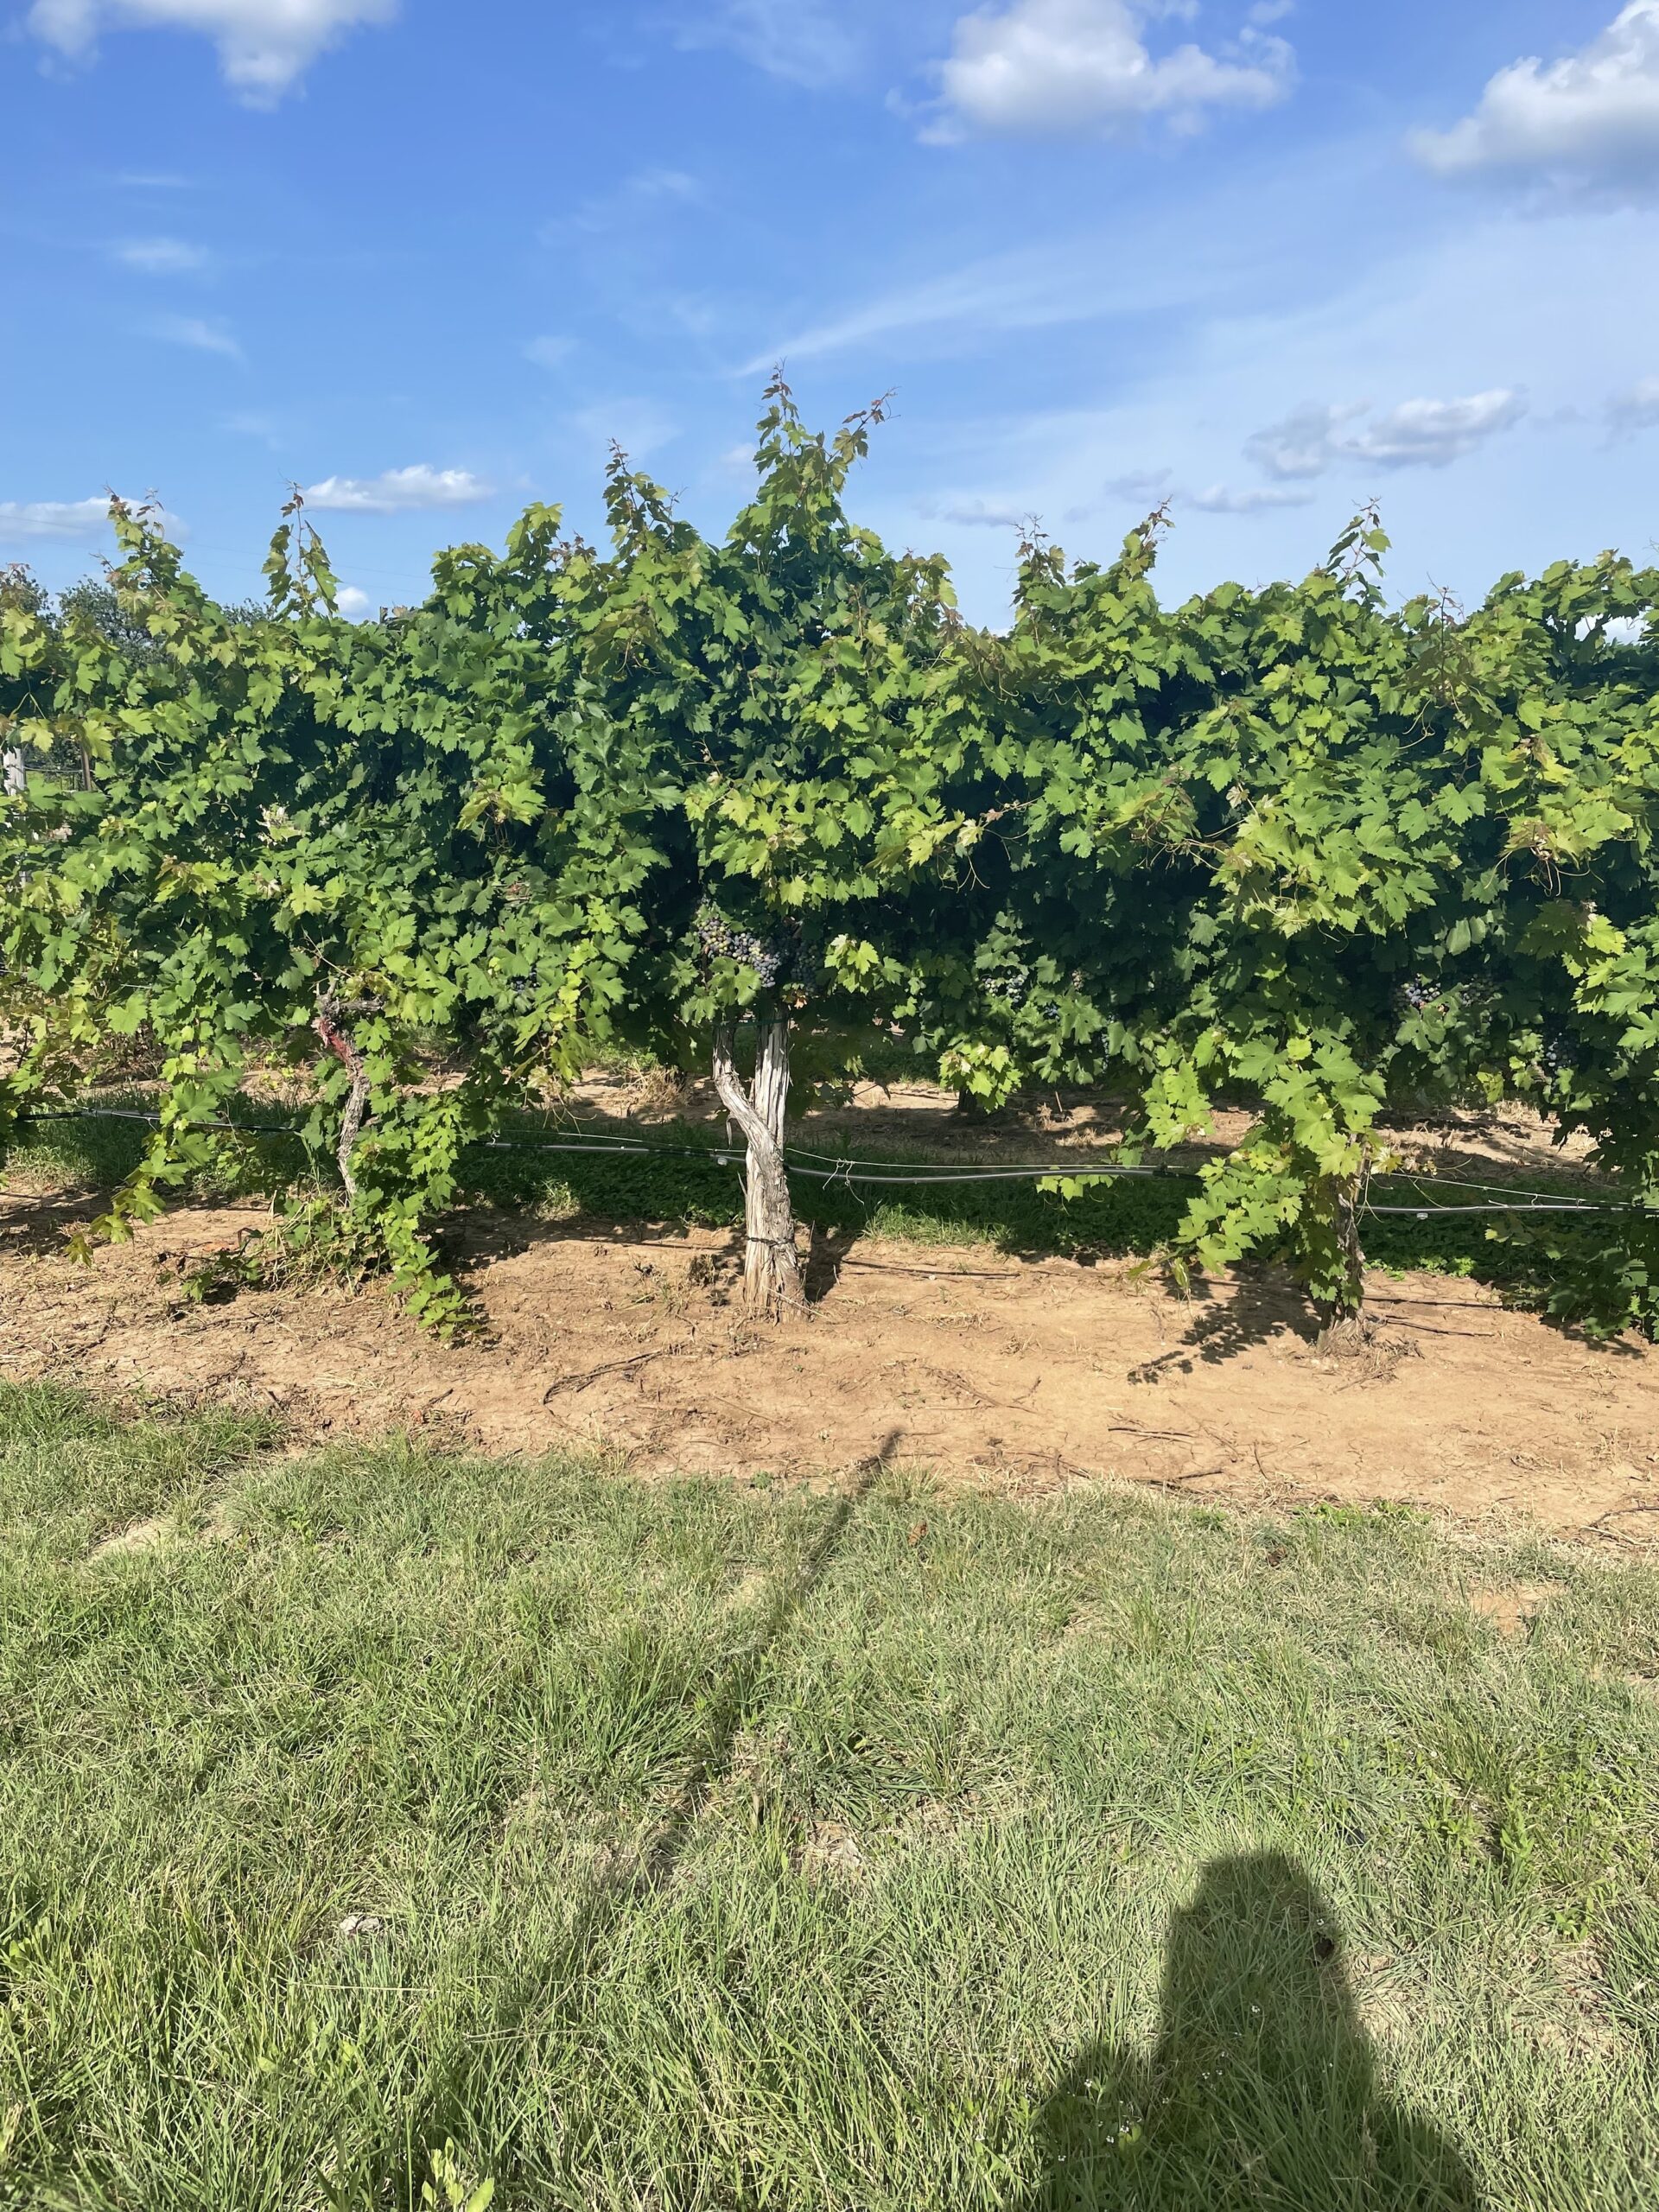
[3, 383, 1656, 1340]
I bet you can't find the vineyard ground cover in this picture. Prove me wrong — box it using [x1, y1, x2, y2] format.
[1, 1381, 1656, 2209]
[2, 1089, 1656, 1543]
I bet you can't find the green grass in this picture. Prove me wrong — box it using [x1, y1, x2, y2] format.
[2, 1384, 1656, 2209]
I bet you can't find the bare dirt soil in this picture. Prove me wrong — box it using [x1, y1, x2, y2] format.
[572, 1066, 1608, 1182]
[3, 1182, 1655, 1548]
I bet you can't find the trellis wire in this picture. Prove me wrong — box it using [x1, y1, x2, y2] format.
[10, 1107, 1640, 1217]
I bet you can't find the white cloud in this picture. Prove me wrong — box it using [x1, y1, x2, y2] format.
[1190, 480, 1316, 512]
[1244, 400, 1365, 480]
[1245, 390, 1526, 477]
[334, 585, 373, 620]
[677, 0, 857, 86]
[927, 0, 1294, 142]
[917, 494, 1030, 528]
[0, 497, 117, 542]
[0, 495, 185, 542]
[1347, 390, 1528, 467]
[1104, 467, 1176, 503]
[1412, 3, 1659, 192]
[524, 334, 576, 370]
[114, 235, 210, 274]
[927, 468, 1319, 530]
[148, 312, 242, 358]
[1066, 469, 1308, 518]
[1608, 374, 1659, 434]
[28, 0, 397, 103]
[302, 465, 493, 514]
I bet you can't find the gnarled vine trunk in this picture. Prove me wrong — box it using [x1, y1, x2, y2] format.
[1315, 1167, 1371, 1351]
[313, 992, 377, 1205]
[712, 1012, 804, 1320]
[2, 750, 24, 798]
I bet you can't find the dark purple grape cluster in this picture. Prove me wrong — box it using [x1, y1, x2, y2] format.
[985, 965, 1062, 1023]
[696, 901, 790, 988]
[1542, 1034, 1579, 1077]
[1399, 978, 1441, 1014]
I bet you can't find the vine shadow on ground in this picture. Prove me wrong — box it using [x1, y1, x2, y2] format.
[1023, 1853, 1480, 2211]
[1128, 1270, 1317, 1382]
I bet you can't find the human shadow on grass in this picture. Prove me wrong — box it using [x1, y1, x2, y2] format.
[1026, 1853, 1479, 2211]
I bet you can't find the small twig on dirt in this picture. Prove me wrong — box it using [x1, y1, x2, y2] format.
[1161, 1465, 1224, 1489]
[1380, 1319, 1498, 1339]
[543, 1347, 677, 1401]
[1195, 1421, 1241, 1463]
[1109, 1422, 1196, 1444]
[838, 1257, 1022, 1281]
[1586, 1504, 1659, 1533]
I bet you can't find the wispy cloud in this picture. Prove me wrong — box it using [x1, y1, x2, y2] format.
[302, 464, 493, 514]
[544, 168, 702, 241]
[148, 313, 242, 359]
[926, 463, 1315, 533]
[1065, 468, 1312, 519]
[674, 0, 858, 86]
[741, 243, 1137, 372]
[222, 410, 283, 448]
[567, 401, 680, 461]
[1190, 480, 1316, 512]
[524, 334, 577, 370]
[917, 493, 1030, 529]
[736, 203, 1274, 373]
[113, 236, 212, 276]
[1103, 467, 1175, 505]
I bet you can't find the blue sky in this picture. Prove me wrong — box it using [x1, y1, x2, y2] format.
[3, 0, 1657, 623]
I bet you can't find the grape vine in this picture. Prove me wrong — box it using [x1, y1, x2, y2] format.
[2, 395, 1656, 1342]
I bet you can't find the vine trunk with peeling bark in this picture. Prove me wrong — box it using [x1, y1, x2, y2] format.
[712, 1012, 803, 1319]
[313, 993, 377, 1205]
[1314, 1168, 1372, 1351]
